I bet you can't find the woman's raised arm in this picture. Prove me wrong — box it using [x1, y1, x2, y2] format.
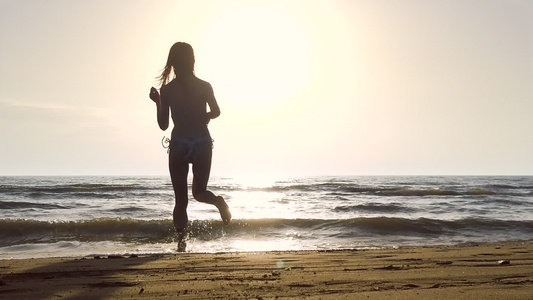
[150, 87, 169, 130]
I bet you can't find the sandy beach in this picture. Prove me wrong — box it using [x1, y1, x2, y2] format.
[0, 242, 532, 299]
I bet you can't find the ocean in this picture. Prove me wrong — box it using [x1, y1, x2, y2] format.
[1, 176, 532, 259]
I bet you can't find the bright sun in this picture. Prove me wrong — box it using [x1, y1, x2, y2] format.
[196, 2, 313, 115]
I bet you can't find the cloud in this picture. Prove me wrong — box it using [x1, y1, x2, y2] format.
[0, 99, 119, 129]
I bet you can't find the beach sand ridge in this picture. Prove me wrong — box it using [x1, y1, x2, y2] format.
[1, 242, 532, 299]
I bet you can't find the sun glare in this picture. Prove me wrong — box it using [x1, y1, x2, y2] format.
[230, 173, 285, 189]
[197, 3, 313, 115]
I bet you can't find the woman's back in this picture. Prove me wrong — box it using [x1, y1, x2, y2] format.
[162, 76, 212, 138]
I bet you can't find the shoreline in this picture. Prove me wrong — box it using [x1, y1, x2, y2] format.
[1, 241, 532, 299]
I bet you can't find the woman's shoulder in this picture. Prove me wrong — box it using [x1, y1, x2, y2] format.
[160, 79, 185, 91]
[160, 81, 171, 91]
[193, 76, 212, 88]
[163, 76, 212, 93]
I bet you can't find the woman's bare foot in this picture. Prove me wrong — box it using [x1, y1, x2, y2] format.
[215, 196, 231, 225]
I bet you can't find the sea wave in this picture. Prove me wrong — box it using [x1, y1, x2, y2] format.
[0, 200, 70, 210]
[2, 177, 531, 199]
[0, 218, 175, 246]
[333, 203, 417, 214]
[0, 183, 145, 193]
[257, 185, 513, 197]
[2, 217, 532, 247]
[0, 183, 164, 200]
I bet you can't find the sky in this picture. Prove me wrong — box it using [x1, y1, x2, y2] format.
[0, 0, 532, 176]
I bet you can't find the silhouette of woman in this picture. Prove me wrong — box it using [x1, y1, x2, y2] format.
[149, 42, 231, 252]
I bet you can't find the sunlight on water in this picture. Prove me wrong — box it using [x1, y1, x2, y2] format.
[230, 174, 284, 189]
[229, 239, 301, 252]
[223, 191, 293, 220]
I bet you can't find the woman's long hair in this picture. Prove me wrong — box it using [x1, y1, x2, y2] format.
[157, 42, 195, 86]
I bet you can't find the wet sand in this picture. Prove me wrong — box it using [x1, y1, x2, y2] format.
[1, 242, 532, 299]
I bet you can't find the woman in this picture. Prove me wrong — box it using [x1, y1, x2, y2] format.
[149, 42, 231, 252]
